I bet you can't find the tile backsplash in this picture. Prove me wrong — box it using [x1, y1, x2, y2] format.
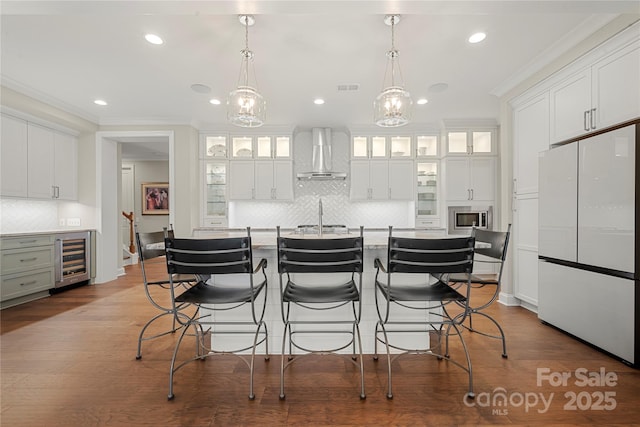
[1, 198, 59, 233]
[228, 129, 414, 229]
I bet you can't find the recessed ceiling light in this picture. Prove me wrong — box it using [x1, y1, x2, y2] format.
[145, 33, 163, 45]
[417, 98, 428, 105]
[209, 98, 221, 105]
[94, 99, 107, 106]
[191, 83, 211, 94]
[468, 32, 486, 44]
[314, 98, 325, 105]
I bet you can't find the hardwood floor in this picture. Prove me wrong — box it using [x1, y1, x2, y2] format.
[2, 262, 639, 426]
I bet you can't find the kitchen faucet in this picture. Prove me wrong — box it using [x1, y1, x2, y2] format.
[318, 198, 323, 237]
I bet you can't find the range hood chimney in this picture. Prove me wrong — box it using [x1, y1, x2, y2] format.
[296, 128, 347, 181]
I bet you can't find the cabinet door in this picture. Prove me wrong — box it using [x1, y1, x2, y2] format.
[592, 40, 640, 131]
[444, 158, 470, 201]
[388, 160, 413, 200]
[228, 161, 255, 200]
[254, 161, 274, 200]
[272, 160, 293, 200]
[27, 123, 55, 199]
[202, 161, 227, 226]
[549, 69, 591, 143]
[54, 132, 77, 200]
[349, 160, 370, 200]
[1, 114, 28, 197]
[514, 92, 550, 194]
[469, 158, 495, 201]
[368, 160, 389, 200]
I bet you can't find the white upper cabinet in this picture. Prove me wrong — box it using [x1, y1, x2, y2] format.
[1, 114, 28, 197]
[201, 135, 228, 159]
[446, 130, 495, 155]
[591, 40, 640, 131]
[53, 131, 77, 200]
[416, 161, 439, 218]
[388, 160, 414, 199]
[228, 160, 255, 200]
[254, 160, 293, 200]
[256, 136, 291, 159]
[1, 116, 77, 201]
[350, 159, 413, 201]
[445, 157, 495, 202]
[550, 38, 640, 143]
[389, 136, 412, 158]
[231, 136, 254, 159]
[352, 136, 388, 158]
[415, 135, 439, 157]
[27, 123, 55, 199]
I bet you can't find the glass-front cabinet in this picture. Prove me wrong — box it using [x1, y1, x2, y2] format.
[446, 130, 494, 155]
[231, 136, 254, 158]
[256, 136, 291, 159]
[202, 135, 228, 158]
[416, 161, 439, 217]
[416, 135, 439, 157]
[202, 161, 228, 227]
[352, 135, 416, 158]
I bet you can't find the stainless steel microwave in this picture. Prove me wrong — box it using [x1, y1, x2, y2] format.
[447, 206, 493, 234]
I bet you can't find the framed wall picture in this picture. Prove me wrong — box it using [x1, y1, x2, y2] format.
[142, 182, 169, 215]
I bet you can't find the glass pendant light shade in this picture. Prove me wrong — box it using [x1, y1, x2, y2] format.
[374, 15, 412, 127]
[227, 15, 266, 127]
[374, 86, 412, 127]
[227, 85, 266, 127]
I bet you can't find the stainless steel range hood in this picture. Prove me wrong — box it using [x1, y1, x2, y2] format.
[297, 128, 347, 181]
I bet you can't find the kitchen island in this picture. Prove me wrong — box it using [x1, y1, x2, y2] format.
[190, 227, 450, 354]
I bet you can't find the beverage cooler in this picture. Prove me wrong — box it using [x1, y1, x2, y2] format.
[538, 121, 638, 367]
[54, 231, 92, 289]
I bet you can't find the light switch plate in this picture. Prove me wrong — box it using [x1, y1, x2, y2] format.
[67, 218, 81, 227]
[59, 218, 66, 226]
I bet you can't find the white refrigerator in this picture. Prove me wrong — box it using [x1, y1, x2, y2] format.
[538, 122, 638, 367]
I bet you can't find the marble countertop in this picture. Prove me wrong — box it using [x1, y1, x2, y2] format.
[192, 227, 449, 249]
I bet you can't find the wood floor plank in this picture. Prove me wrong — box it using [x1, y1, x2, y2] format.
[1, 262, 639, 426]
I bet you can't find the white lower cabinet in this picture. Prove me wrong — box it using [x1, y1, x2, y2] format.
[538, 260, 636, 365]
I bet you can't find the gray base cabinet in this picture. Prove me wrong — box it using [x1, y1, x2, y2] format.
[1, 235, 55, 309]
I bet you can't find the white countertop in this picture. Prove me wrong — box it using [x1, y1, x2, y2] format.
[192, 227, 449, 249]
[1, 229, 95, 238]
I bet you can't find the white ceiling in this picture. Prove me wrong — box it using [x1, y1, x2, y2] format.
[1, 1, 638, 140]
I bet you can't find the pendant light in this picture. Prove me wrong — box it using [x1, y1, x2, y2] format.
[373, 15, 412, 127]
[227, 15, 266, 127]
